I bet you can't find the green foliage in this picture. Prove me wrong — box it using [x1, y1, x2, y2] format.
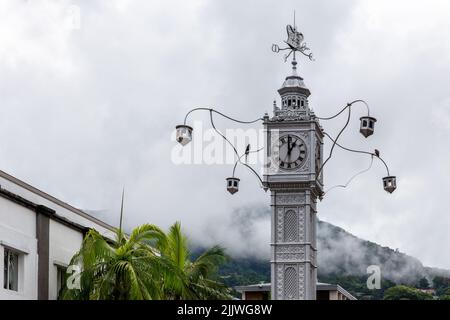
[60, 222, 230, 300]
[417, 277, 430, 289]
[318, 273, 396, 300]
[432, 276, 450, 296]
[160, 222, 232, 300]
[191, 249, 270, 298]
[438, 287, 450, 300]
[383, 285, 433, 300]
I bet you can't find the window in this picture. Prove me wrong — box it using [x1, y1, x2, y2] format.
[56, 266, 67, 297]
[284, 210, 299, 242]
[3, 248, 19, 291]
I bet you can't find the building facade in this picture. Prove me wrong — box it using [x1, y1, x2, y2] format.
[0, 170, 115, 300]
[235, 283, 356, 301]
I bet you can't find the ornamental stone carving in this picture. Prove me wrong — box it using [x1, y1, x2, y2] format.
[276, 208, 284, 242]
[284, 267, 299, 300]
[275, 245, 305, 261]
[271, 109, 310, 122]
[299, 264, 305, 299]
[283, 210, 299, 242]
[276, 264, 284, 300]
[276, 194, 306, 205]
[299, 208, 305, 242]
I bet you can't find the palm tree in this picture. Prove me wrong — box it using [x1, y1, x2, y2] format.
[60, 223, 177, 300]
[158, 222, 231, 300]
[60, 191, 230, 300]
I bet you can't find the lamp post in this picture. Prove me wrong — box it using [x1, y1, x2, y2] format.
[174, 21, 396, 300]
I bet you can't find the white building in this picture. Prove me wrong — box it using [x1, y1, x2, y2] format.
[235, 283, 356, 300]
[0, 170, 115, 300]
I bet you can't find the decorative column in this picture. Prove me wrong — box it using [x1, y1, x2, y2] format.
[270, 189, 317, 300]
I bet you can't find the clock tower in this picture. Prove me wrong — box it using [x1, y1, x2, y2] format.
[263, 55, 323, 300]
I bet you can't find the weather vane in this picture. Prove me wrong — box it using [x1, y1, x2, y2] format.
[272, 12, 314, 62]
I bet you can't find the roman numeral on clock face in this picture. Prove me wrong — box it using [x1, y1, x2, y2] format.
[276, 134, 307, 170]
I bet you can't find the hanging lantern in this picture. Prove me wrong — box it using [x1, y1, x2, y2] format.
[175, 125, 193, 146]
[226, 177, 240, 195]
[382, 176, 397, 193]
[359, 116, 377, 138]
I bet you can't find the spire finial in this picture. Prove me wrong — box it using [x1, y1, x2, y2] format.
[271, 16, 314, 64]
[294, 10, 296, 30]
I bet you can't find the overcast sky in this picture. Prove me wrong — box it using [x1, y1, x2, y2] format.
[1, 0, 450, 269]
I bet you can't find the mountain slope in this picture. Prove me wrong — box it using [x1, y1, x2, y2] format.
[207, 220, 450, 299]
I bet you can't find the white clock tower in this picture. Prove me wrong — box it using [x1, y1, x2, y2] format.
[263, 53, 323, 300]
[175, 20, 397, 301]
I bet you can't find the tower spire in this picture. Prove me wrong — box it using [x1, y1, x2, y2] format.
[294, 10, 296, 31]
[291, 51, 298, 75]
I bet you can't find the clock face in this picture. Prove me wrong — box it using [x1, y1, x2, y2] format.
[276, 135, 307, 170]
[315, 141, 321, 174]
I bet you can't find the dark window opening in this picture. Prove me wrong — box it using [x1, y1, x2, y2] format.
[57, 266, 67, 299]
[3, 249, 19, 291]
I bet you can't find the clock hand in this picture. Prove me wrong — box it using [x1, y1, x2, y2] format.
[288, 141, 296, 154]
[287, 136, 292, 155]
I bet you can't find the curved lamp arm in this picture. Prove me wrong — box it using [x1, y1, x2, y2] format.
[324, 155, 374, 194]
[316, 104, 352, 178]
[323, 132, 391, 176]
[232, 147, 265, 187]
[209, 110, 240, 159]
[182, 107, 264, 161]
[315, 99, 370, 121]
[184, 107, 263, 125]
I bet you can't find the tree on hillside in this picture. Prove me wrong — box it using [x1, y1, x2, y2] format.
[383, 285, 433, 300]
[433, 276, 450, 296]
[439, 288, 450, 300]
[418, 277, 430, 289]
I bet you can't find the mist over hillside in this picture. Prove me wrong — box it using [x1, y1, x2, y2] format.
[317, 220, 429, 283]
[196, 218, 450, 299]
[193, 205, 447, 282]
[190, 205, 450, 299]
[87, 204, 449, 287]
